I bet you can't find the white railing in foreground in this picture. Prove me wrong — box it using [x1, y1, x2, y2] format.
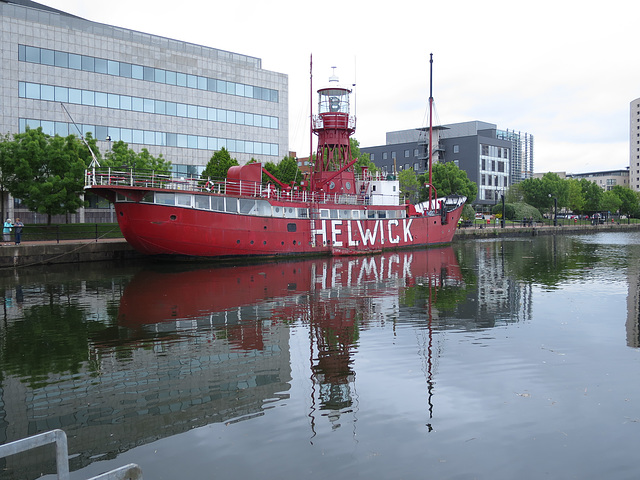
[85, 168, 403, 207]
[0, 429, 143, 480]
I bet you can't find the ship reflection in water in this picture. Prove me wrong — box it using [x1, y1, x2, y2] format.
[115, 247, 463, 435]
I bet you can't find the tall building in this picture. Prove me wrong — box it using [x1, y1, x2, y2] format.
[362, 121, 534, 207]
[1, 0, 288, 221]
[630, 98, 640, 191]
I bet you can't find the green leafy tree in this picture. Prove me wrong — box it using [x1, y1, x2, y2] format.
[519, 173, 568, 214]
[418, 162, 477, 202]
[566, 178, 585, 214]
[102, 140, 171, 173]
[201, 147, 239, 180]
[611, 185, 640, 218]
[351, 138, 378, 175]
[580, 178, 603, 213]
[276, 156, 302, 185]
[1, 127, 92, 224]
[398, 168, 420, 202]
[601, 189, 622, 216]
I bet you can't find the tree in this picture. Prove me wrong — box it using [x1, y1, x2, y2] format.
[418, 161, 477, 203]
[566, 179, 585, 214]
[201, 147, 239, 180]
[580, 178, 603, 213]
[351, 138, 378, 175]
[398, 168, 420, 203]
[1, 127, 91, 224]
[611, 185, 640, 218]
[601, 189, 622, 216]
[102, 140, 171, 173]
[276, 156, 302, 185]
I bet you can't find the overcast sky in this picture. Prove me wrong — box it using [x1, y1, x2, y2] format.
[38, 0, 640, 174]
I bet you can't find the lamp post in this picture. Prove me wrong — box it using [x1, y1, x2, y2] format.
[548, 194, 557, 226]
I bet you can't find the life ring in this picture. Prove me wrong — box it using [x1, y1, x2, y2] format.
[204, 180, 213, 192]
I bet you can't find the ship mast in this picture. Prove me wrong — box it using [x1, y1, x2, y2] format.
[428, 53, 434, 208]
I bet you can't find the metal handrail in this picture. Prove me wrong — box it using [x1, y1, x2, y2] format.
[0, 429, 143, 480]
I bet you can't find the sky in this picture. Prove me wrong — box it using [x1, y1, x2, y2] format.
[37, 0, 640, 174]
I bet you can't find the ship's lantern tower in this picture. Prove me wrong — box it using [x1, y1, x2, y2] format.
[312, 69, 356, 194]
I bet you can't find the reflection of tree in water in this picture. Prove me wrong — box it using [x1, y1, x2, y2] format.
[0, 303, 106, 387]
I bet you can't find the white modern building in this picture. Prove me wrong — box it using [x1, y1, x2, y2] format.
[630, 97, 640, 192]
[1, 0, 288, 221]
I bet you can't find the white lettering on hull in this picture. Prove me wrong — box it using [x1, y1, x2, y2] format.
[311, 219, 418, 249]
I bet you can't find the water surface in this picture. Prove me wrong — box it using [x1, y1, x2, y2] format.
[1, 232, 639, 479]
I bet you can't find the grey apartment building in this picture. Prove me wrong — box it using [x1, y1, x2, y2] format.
[361, 121, 534, 207]
[1, 0, 288, 221]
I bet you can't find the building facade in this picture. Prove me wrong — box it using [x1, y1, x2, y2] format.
[566, 169, 630, 190]
[631, 98, 640, 191]
[362, 121, 533, 207]
[1, 0, 288, 222]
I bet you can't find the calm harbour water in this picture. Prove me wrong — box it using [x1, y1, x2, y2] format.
[1, 232, 640, 480]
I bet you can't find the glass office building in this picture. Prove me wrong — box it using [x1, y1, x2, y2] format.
[1, 0, 288, 222]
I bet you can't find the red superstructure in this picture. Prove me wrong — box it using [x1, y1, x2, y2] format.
[85, 65, 465, 259]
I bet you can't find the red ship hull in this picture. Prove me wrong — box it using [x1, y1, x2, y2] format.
[105, 187, 464, 258]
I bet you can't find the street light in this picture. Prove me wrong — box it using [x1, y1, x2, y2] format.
[548, 193, 557, 226]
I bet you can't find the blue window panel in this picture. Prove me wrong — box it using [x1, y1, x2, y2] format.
[69, 88, 82, 104]
[176, 72, 187, 87]
[176, 103, 187, 117]
[143, 66, 154, 82]
[167, 133, 177, 147]
[40, 48, 55, 66]
[55, 86, 69, 103]
[81, 55, 95, 72]
[208, 137, 217, 150]
[187, 135, 197, 148]
[132, 97, 144, 112]
[120, 128, 132, 143]
[69, 53, 82, 70]
[95, 92, 108, 107]
[95, 58, 108, 74]
[166, 71, 177, 85]
[54, 51, 68, 68]
[108, 126, 120, 141]
[144, 130, 155, 144]
[197, 136, 207, 149]
[82, 90, 95, 106]
[187, 105, 197, 118]
[25, 83, 40, 99]
[187, 74, 197, 89]
[166, 102, 177, 116]
[55, 122, 69, 137]
[107, 60, 119, 76]
[132, 129, 144, 144]
[120, 62, 132, 78]
[131, 64, 143, 80]
[198, 76, 207, 90]
[41, 121, 55, 135]
[108, 93, 119, 109]
[207, 107, 216, 121]
[155, 100, 166, 115]
[18, 82, 25, 98]
[120, 96, 132, 110]
[155, 69, 166, 83]
[198, 106, 207, 120]
[217, 109, 227, 123]
[143, 98, 154, 113]
[41, 85, 55, 101]
[25, 46, 40, 63]
[177, 134, 188, 148]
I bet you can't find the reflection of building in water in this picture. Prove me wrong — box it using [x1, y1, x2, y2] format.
[626, 259, 640, 347]
[0, 306, 291, 477]
[456, 241, 532, 328]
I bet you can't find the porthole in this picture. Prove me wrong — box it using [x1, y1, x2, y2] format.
[170, 215, 177, 221]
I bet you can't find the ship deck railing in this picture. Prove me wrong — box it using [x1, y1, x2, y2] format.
[85, 167, 406, 207]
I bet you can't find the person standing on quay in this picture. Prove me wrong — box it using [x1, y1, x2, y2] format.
[14, 218, 24, 245]
[3, 218, 13, 245]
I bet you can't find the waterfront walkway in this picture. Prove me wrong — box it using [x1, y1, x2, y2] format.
[1, 222, 639, 268]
